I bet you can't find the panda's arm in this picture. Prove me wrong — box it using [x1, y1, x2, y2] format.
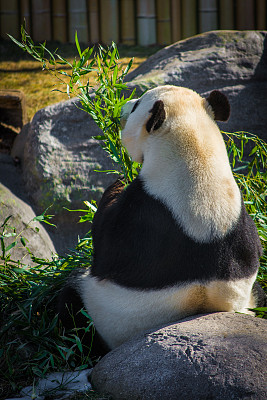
[96, 178, 125, 211]
[92, 178, 125, 239]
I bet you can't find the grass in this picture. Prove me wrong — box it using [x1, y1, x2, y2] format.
[0, 39, 162, 121]
[0, 31, 266, 400]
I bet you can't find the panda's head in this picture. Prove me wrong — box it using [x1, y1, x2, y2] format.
[121, 85, 230, 164]
[120, 85, 240, 243]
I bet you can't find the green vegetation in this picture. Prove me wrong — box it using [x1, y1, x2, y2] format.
[0, 25, 266, 399]
[223, 131, 267, 300]
[0, 209, 96, 398]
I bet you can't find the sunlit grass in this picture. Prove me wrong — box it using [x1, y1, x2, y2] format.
[0, 40, 160, 121]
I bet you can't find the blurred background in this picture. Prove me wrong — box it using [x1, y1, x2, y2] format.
[1, 0, 267, 46]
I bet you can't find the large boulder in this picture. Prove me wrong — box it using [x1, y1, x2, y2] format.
[0, 154, 55, 264]
[11, 98, 118, 253]
[91, 312, 267, 400]
[16, 98, 118, 210]
[125, 30, 267, 140]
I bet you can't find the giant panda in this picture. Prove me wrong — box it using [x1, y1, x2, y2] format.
[58, 85, 265, 356]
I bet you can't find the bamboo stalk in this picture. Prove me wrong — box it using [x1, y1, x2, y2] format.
[100, 0, 119, 44]
[52, 0, 67, 42]
[137, 0, 156, 46]
[156, 0, 171, 45]
[121, 0, 135, 45]
[236, 0, 255, 30]
[20, 0, 31, 35]
[199, 0, 218, 33]
[88, 0, 100, 43]
[171, 0, 182, 43]
[68, 0, 88, 43]
[32, 0, 52, 41]
[219, 0, 234, 30]
[0, 0, 20, 39]
[256, 0, 267, 30]
[181, 0, 197, 39]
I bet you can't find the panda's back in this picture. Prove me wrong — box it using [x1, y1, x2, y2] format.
[91, 177, 261, 290]
[78, 177, 261, 349]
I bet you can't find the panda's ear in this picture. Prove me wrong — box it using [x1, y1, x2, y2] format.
[146, 100, 166, 132]
[206, 90, 230, 121]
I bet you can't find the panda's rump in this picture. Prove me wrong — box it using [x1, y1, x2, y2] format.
[78, 271, 257, 349]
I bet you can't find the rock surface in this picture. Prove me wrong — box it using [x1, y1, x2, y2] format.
[5, 369, 92, 400]
[0, 154, 55, 264]
[11, 98, 119, 253]
[91, 312, 267, 400]
[18, 97, 118, 210]
[125, 30, 267, 140]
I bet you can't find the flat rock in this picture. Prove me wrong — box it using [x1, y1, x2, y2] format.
[91, 312, 267, 400]
[125, 30, 267, 140]
[19, 369, 92, 400]
[5, 369, 92, 400]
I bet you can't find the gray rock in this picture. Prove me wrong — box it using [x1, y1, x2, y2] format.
[21, 97, 118, 209]
[91, 312, 267, 400]
[11, 122, 30, 161]
[0, 154, 55, 263]
[125, 30, 267, 140]
[18, 369, 92, 400]
[5, 369, 92, 400]
[12, 98, 119, 253]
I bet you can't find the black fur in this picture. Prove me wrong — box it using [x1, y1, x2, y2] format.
[91, 177, 262, 289]
[130, 99, 140, 113]
[206, 90, 230, 121]
[146, 100, 166, 132]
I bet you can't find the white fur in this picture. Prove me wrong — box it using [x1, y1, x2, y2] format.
[121, 86, 241, 243]
[78, 271, 257, 349]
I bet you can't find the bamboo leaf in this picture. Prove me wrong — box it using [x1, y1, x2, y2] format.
[20, 237, 27, 247]
[7, 34, 25, 49]
[75, 31, 82, 58]
[1, 215, 12, 228]
[5, 241, 18, 252]
[33, 215, 45, 222]
[124, 58, 134, 75]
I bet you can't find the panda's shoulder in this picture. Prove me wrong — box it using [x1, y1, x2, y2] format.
[92, 178, 125, 235]
[92, 175, 174, 247]
[94, 176, 163, 218]
[97, 178, 125, 209]
[233, 199, 262, 257]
